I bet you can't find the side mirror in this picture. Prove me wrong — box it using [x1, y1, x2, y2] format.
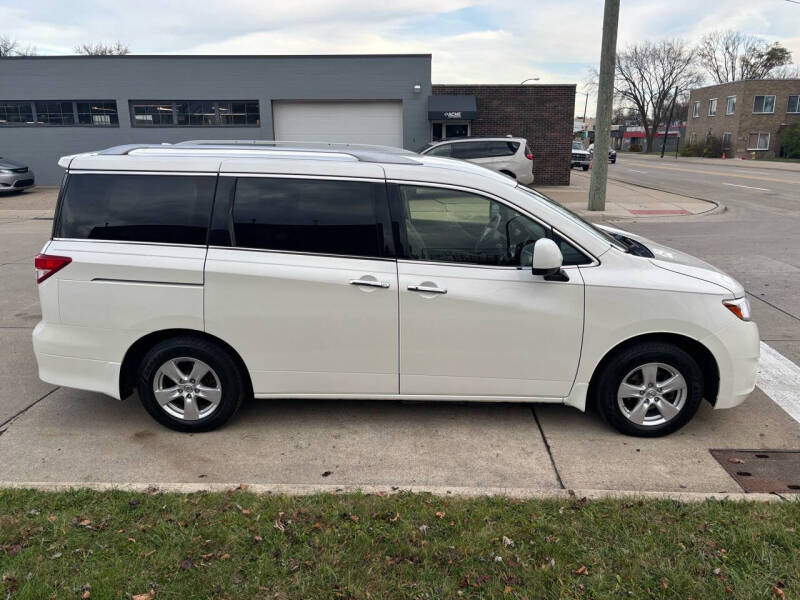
[531, 238, 564, 277]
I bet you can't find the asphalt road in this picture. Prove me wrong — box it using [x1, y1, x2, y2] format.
[608, 154, 800, 332]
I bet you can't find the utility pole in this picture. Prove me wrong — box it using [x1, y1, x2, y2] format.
[588, 0, 620, 211]
[660, 87, 678, 159]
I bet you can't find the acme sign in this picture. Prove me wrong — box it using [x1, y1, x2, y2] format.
[443, 111, 462, 119]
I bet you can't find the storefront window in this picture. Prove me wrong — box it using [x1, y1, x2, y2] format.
[431, 120, 470, 141]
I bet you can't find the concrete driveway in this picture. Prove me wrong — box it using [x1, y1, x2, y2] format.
[1, 187, 799, 497]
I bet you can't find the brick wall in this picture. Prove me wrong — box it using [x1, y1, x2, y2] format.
[686, 79, 800, 158]
[432, 84, 575, 185]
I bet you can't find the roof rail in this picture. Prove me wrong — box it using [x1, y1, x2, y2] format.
[94, 142, 422, 165]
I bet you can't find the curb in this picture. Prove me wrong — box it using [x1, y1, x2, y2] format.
[604, 176, 724, 219]
[0, 481, 788, 503]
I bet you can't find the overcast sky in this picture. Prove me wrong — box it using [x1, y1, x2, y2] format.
[2, 0, 798, 117]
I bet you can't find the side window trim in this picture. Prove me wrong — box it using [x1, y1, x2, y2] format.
[386, 180, 595, 268]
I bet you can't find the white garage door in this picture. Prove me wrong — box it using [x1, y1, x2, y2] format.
[272, 101, 403, 148]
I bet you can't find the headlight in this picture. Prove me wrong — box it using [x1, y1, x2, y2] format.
[0, 169, 13, 174]
[722, 297, 751, 321]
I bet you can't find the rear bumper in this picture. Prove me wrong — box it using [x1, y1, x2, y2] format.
[701, 319, 760, 409]
[33, 321, 122, 399]
[517, 170, 534, 185]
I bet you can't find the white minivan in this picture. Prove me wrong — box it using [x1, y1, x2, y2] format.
[33, 141, 759, 436]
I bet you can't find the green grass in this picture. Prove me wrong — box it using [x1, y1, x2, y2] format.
[1, 489, 798, 599]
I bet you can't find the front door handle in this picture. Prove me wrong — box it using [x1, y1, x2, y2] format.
[408, 284, 447, 294]
[350, 279, 390, 289]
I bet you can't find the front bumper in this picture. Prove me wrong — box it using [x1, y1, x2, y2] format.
[0, 169, 35, 192]
[701, 319, 760, 409]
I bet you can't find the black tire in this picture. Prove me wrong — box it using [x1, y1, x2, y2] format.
[582, 165, 589, 171]
[137, 336, 247, 432]
[593, 342, 703, 437]
[611, 158, 616, 164]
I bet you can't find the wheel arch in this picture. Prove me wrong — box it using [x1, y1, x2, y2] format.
[586, 332, 720, 408]
[119, 328, 253, 400]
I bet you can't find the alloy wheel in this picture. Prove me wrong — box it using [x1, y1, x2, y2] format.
[616, 362, 687, 427]
[152, 357, 222, 421]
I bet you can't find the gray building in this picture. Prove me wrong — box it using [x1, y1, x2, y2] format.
[0, 54, 432, 184]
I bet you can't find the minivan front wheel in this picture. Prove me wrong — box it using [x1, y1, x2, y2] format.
[137, 336, 246, 432]
[594, 342, 703, 437]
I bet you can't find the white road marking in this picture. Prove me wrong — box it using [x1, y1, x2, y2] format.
[757, 342, 800, 424]
[628, 169, 648, 174]
[722, 182, 771, 192]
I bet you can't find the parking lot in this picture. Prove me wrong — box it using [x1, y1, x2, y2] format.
[1, 186, 799, 497]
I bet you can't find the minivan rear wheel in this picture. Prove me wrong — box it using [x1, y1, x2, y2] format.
[137, 336, 246, 432]
[594, 342, 703, 437]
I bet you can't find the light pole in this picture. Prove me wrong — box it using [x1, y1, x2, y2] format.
[575, 91, 589, 122]
[520, 78, 540, 85]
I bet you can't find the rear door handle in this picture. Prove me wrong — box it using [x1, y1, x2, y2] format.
[350, 279, 390, 289]
[408, 285, 447, 294]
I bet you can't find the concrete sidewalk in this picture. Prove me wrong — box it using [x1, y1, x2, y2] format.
[534, 171, 717, 219]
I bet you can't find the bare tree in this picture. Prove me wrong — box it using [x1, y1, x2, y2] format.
[697, 30, 793, 83]
[614, 40, 702, 152]
[73, 41, 130, 55]
[0, 35, 37, 56]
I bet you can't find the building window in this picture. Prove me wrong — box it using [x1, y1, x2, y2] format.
[722, 132, 732, 150]
[726, 96, 736, 115]
[0, 100, 118, 126]
[0, 101, 35, 124]
[747, 132, 770, 151]
[692, 102, 700, 118]
[708, 98, 717, 116]
[753, 95, 776, 114]
[788, 95, 800, 114]
[130, 100, 260, 127]
[76, 101, 119, 126]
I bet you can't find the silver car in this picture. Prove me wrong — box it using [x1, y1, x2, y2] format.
[418, 137, 534, 184]
[0, 156, 35, 193]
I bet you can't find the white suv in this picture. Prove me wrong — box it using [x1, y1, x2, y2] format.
[33, 141, 759, 436]
[418, 137, 534, 184]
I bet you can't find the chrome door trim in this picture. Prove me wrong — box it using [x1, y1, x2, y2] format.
[67, 170, 218, 176]
[408, 284, 447, 294]
[350, 279, 390, 289]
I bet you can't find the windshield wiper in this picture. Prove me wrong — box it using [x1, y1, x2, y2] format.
[609, 233, 654, 258]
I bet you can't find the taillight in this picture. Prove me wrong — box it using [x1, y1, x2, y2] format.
[34, 254, 71, 284]
[525, 152, 533, 160]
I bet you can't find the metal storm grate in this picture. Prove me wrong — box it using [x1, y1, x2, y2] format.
[710, 449, 800, 493]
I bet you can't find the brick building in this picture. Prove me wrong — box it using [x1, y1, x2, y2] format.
[685, 79, 800, 158]
[432, 84, 575, 185]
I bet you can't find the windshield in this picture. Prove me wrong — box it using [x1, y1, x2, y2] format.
[571, 141, 585, 150]
[515, 186, 626, 251]
[416, 143, 434, 154]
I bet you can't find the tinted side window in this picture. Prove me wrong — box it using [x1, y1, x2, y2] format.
[57, 174, 216, 245]
[398, 185, 546, 266]
[232, 178, 386, 258]
[485, 141, 520, 157]
[554, 233, 592, 266]
[426, 143, 453, 157]
[451, 141, 488, 159]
